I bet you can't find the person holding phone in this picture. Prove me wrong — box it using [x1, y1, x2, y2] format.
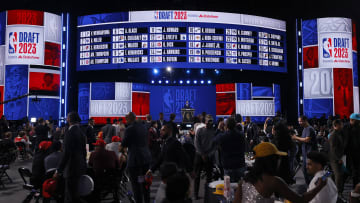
[306, 151, 338, 203]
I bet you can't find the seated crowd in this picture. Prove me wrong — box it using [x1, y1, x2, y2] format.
[0, 111, 360, 203]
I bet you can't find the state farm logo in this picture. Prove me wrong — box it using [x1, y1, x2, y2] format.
[322, 38, 332, 58]
[8, 32, 17, 54]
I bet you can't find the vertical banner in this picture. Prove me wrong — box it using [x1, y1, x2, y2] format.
[78, 83, 90, 123]
[0, 86, 3, 117]
[333, 68, 354, 117]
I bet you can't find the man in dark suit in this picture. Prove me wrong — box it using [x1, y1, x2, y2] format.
[156, 112, 166, 131]
[54, 112, 87, 203]
[35, 118, 50, 152]
[146, 123, 192, 177]
[102, 118, 116, 144]
[121, 112, 152, 203]
[85, 118, 96, 151]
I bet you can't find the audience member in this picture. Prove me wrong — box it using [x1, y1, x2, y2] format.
[162, 171, 191, 203]
[54, 112, 87, 203]
[35, 118, 50, 152]
[102, 118, 116, 144]
[157, 112, 166, 131]
[214, 117, 246, 182]
[44, 140, 63, 172]
[149, 120, 161, 163]
[105, 135, 121, 158]
[244, 116, 260, 151]
[155, 162, 178, 203]
[86, 118, 96, 151]
[234, 142, 326, 203]
[345, 113, 360, 188]
[31, 141, 52, 189]
[306, 151, 338, 203]
[168, 113, 179, 138]
[351, 183, 360, 203]
[292, 115, 318, 184]
[193, 114, 216, 199]
[122, 112, 152, 203]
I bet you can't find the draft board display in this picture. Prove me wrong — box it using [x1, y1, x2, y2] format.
[77, 11, 287, 72]
[301, 17, 359, 118]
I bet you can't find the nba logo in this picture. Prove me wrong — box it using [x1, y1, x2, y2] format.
[323, 38, 332, 58]
[9, 32, 17, 54]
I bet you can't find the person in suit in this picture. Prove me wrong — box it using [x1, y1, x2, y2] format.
[86, 118, 96, 151]
[121, 112, 152, 203]
[35, 118, 50, 152]
[184, 100, 191, 108]
[102, 118, 116, 144]
[157, 112, 166, 131]
[54, 112, 87, 203]
[168, 113, 179, 138]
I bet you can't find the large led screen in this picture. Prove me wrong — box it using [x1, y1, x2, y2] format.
[77, 11, 287, 72]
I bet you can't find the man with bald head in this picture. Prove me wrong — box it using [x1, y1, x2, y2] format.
[122, 112, 152, 203]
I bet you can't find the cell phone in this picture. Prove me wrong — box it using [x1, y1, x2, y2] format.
[321, 171, 332, 181]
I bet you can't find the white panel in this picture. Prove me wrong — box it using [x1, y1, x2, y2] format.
[44, 12, 62, 43]
[90, 100, 131, 117]
[354, 87, 359, 113]
[318, 32, 352, 68]
[129, 11, 286, 31]
[317, 18, 352, 33]
[0, 46, 4, 85]
[236, 100, 275, 116]
[303, 68, 333, 99]
[115, 82, 131, 100]
[5, 26, 44, 65]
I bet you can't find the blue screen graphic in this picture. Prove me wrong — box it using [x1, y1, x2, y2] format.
[4, 65, 28, 120]
[304, 99, 333, 118]
[78, 83, 90, 123]
[28, 98, 59, 120]
[150, 85, 216, 122]
[91, 82, 115, 100]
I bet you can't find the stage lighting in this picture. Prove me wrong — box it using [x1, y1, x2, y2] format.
[186, 69, 190, 74]
[151, 80, 155, 84]
[186, 80, 190, 84]
[215, 69, 220, 74]
[166, 67, 172, 72]
[30, 117, 37, 123]
[194, 80, 197, 84]
[200, 69, 204, 74]
[158, 80, 162, 84]
[173, 81, 177, 84]
[207, 80, 212, 84]
[153, 68, 159, 74]
[179, 80, 183, 84]
[200, 80, 204, 84]
[165, 80, 169, 84]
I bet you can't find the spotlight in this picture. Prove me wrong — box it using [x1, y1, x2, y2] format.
[153, 68, 159, 74]
[200, 69, 204, 74]
[200, 80, 204, 84]
[186, 69, 190, 74]
[207, 80, 211, 84]
[215, 69, 219, 74]
[151, 80, 155, 84]
[186, 80, 190, 84]
[158, 80, 162, 84]
[165, 80, 169, 84]
[179, 80, 183, 84]
[166, 67, 172, 72]
[194, 80, 197, 84]
[173, 81, 177, 84]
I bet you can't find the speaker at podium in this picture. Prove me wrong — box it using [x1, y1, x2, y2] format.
[181, 101, 194, 123]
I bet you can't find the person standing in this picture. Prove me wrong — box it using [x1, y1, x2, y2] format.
[214, 117, 246, 182]
[54, 112, 87, 203]
[156, 112, 166, 131]
[35, 118, 50, 152]
[168, 113, 179, 138]
[193, 114, 216, 199]
[292, 115, 318, 184]
[86, 118, 96, 151]
[329, 119, 345, 196]
[344, 113, 360, 188]
[244, 116, 259, 151]
[102, 118, 116, 144]
[121, 112, 152, 203]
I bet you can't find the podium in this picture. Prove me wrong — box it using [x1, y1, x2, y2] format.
[181, 108, 195, 123]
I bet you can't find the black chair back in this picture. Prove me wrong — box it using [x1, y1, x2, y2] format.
[18, 167, 32, 185]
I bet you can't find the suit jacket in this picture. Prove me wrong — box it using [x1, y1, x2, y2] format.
[156, 119, 166, 131]
[35, 125, 50, 148]
[151, 136, 192, 172]
[85, 125, 96, 144]
[121, 121, 151, 168]
[57, 124, 87, 178]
